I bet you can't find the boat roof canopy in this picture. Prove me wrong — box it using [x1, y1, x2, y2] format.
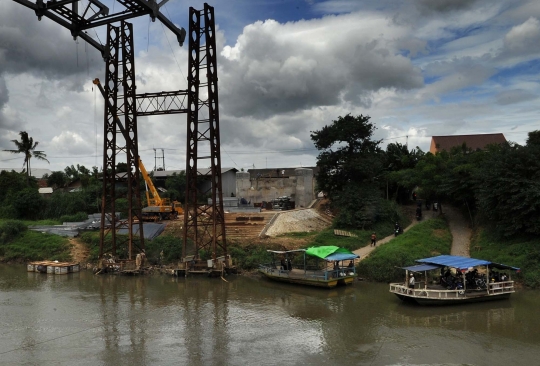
[325, 253, 359, 261]
[305, 246, 359, 261]
[416, 255, 520, 272]
[402, 264, 442, 272]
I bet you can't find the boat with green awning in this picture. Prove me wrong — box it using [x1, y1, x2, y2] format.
[258, 246, 359, 288]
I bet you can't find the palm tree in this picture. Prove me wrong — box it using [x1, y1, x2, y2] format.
[3, 131, 49, 181]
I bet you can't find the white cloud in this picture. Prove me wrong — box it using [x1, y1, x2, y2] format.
[503, 17, 540, 56]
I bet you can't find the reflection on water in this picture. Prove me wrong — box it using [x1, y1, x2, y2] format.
[1, 265, 540, 365]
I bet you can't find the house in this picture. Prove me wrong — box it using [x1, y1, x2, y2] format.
[429, 134, 507, 154]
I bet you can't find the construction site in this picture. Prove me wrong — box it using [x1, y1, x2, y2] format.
[13, 0, 329, 277]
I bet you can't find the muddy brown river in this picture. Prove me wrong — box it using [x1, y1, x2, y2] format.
[1, 265, 539, 365]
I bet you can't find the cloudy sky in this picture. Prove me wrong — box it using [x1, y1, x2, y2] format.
[1, 0, 540, 174]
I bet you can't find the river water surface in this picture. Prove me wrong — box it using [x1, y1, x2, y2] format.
[1, 265, 539, 366]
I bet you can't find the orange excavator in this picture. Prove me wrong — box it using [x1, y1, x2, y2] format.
[139, 158, 183, 221]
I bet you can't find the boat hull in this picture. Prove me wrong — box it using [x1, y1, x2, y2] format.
[394, 292, 512, 305]
[258, 269, 355, 288]
[389, 281, 516, 306]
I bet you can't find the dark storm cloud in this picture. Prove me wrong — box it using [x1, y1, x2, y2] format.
[414, 0, 481, 14]
[219, 18, 423, 119]
[0, 2, 102, 80]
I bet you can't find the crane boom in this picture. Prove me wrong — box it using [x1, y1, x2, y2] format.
[139, 157, 163, 207]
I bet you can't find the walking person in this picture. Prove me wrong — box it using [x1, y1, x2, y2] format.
[371, 232, 377, 247]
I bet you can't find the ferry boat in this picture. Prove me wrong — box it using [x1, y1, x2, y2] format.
[258, 246, 359, 288]
[389, 255, 520, 305]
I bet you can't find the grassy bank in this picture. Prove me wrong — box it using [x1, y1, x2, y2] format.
[0, 220, 71, 262]
[357, 218, 452, 282]
[470, 229, 535, 287]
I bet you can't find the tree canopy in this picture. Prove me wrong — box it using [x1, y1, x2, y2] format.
[3, 131, 49, 181]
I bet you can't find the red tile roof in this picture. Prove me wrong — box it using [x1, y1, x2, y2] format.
[430, 133, 507, 153]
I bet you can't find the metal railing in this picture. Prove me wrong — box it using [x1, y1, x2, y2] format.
[390, 281, 515, 299]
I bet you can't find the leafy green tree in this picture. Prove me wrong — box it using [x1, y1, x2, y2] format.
[12, 188, 44, 220]
[3, 131, 49, 182]
[165, 171, 186, 202]
[46, 171, 67, 189]
[383, 143, 424, 202]
[311, 114, 383, 194]
[474, 140, 540, 237]
[311, 114, 384, 228]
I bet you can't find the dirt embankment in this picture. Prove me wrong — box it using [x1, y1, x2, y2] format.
[69, 237, 90, 264]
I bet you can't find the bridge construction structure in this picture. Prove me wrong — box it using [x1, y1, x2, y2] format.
[12, 0, 228, 270]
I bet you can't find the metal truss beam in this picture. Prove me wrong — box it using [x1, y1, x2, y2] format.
[135, 90, 189, 116]
[183, 3, 227, 265]
[12, 0, 186, 58]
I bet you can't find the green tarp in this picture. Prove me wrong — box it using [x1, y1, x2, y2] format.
[305, 246, 354, 260]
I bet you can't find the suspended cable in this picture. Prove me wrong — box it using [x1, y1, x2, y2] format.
[94, 86, 98, 167]
[147, 16, 151, 52]
[160, 14, 186, 87]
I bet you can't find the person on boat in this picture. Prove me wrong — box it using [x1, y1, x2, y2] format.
[287, 258, 293, 271]
[371, 232, 377, 246]
[333, 261, 340, 277]
[347, 260, 354, 268]
[280, 258, 286, 270]
[409, 273, 415, 289]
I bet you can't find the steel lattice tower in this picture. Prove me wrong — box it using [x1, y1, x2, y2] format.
[183, 4, 227, 264]
[99, 22, 144, 260]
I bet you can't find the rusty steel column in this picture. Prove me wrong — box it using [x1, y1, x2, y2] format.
[183, 3, 227, 264]
[99, 23, 120, 259]
[99, 21, 144, 260]
[120, 21, 144, 259]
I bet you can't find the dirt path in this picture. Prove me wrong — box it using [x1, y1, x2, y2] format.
[442, 205, 471, 257]
[352, 204, 472, 261]
[69, 237, 90, 264]
[353, 219, 420, 261]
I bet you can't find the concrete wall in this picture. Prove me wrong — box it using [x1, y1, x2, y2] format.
[236, 168, 315, 208]
[200, 170, 237, 198]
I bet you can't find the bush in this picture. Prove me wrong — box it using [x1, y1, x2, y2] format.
[59, 212, 89, 223]
[0, 220, 28, 245]
[470, 228, 537, 288]
[12, 188, 44, 220]
[145, 235, 183, 264]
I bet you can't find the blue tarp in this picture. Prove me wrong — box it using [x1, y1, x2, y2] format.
[416, 255, 520, 272]
[402, 264, 442, 272]
[325, 253, 359, 261]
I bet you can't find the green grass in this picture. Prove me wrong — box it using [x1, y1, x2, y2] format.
[471, 229, 538, 288]
[1, 230, 71, 262]
[357, 217, 452, 282]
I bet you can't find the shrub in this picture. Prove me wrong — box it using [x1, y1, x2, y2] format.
[59, 212, 89, 223]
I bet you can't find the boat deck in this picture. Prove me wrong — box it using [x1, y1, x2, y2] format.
[390, 281, 515, 303]
[259, 265, 356, 288]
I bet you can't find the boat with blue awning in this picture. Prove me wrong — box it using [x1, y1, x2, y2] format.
[258, 246, 359, 288]
[390, 255, 520, 305]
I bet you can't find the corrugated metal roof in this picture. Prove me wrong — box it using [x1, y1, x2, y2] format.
[402, 264, 442, 272]
[416, 255, 519, 271]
